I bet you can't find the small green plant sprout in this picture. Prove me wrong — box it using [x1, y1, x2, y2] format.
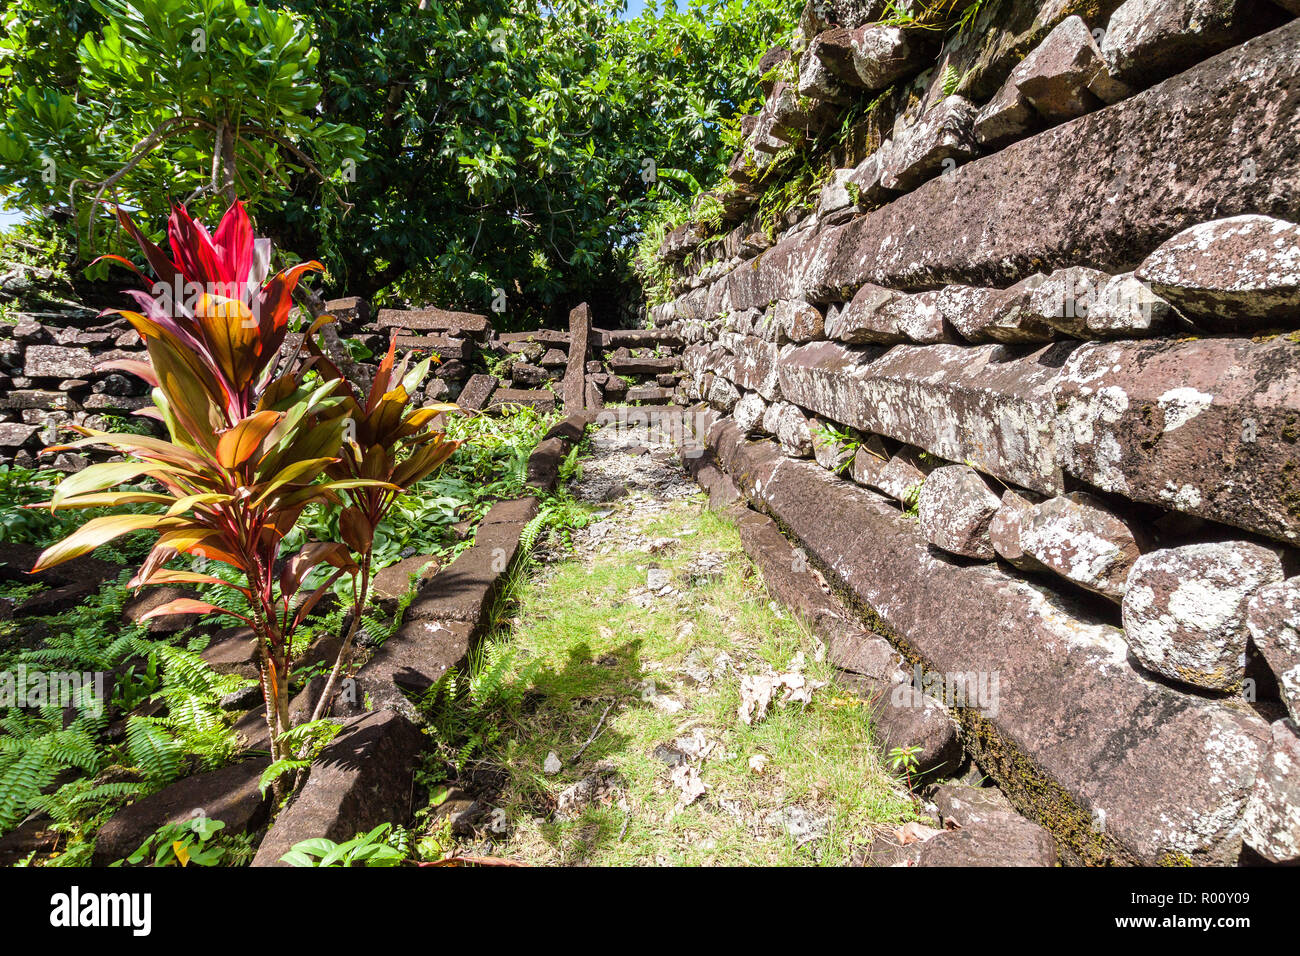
[887, 744, 923, 790]
[901, 481, 924, 517]
[811, 422, 861, 475]
[281, 823, 407, 867]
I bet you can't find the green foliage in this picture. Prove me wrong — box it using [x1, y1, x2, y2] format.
[115, 815, 256, 867]
[264, 0, 802, 312]
[0, 577, 246, 844]
[281, 821, 407, 867]
[421, 637, 535, 774]
[0, 0, 364, 263]
[258, 718, 341, 795]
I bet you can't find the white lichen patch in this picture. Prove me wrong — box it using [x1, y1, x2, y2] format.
[1157, 386, 1214, 432]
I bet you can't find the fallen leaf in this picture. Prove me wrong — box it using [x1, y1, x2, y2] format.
[898, 820, 943, 845]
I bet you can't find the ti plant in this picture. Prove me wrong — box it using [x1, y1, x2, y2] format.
[303, 333, 460, 723]
[28, 201, 390, 769]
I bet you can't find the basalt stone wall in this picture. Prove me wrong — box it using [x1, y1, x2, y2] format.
[650, 1, 1300, 865]
[0, 293, 681, 471]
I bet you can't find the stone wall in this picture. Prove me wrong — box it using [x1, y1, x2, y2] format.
[0, 294, 681, 471]
[650, 0, 1300, 865]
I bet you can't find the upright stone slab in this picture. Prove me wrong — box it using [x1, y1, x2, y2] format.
[563, 303, 592, 411]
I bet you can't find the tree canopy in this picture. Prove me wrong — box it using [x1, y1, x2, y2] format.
[0, 0, 800, 324]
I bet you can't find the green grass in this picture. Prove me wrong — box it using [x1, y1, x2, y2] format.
[418, 492, 917, 866]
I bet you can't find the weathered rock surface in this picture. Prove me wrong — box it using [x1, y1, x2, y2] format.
[252, 711, 424, 866]
[1241, 719, 1300, 863]
[93, 758, 271, 865]
[1053, 336, 1300, 543]
[733, 391, 768, 435]
[562, 302, 591, 410]
[875, 812, 1060, 867]
[671, 22, 1300, 309]
[1123, 542, 1284, 691]
[776, 340, 1071, 494]
[1007, 15, 1125, 122]
[1245, 578, 1300, 722]
[817, 24, 926, 91]
[1020, 492, 1144, 602]
[1135, 215, 1300, 330]
[456, 373, 498, 411]
[917, 464, 1001, 559]
[988, 488, 1048, 573]
[698, 422, 1267, 864]
[1100, 0, 1277, 87]
[880, 95, 979, 193]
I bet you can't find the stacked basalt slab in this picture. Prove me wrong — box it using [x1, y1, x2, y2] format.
[652, 0, 1300, 866]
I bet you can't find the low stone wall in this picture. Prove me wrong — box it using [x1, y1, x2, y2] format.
[647, 0, 1300, 866]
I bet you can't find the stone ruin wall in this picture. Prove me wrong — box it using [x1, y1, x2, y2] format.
[0, 294, 683, 469]
[647, 0, 1300, 865]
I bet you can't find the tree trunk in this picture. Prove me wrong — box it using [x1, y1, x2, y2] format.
[217, 120, 237, 207]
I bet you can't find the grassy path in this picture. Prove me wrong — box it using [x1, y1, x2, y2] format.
[428, 417, 917, 866]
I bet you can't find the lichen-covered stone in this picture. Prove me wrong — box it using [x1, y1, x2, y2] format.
[979, 274, 1059, 342]
[1006, 15, 1121, 121]
[1246, 579, 1300, 723]
[918, 464, 1002, 559]
[844, 141, 896, 208]
[1020, 492, 1144, 602]
[1053, 336, 1300, 543]
[1085, 272, 1180, 337]
[810, 416, 855, 473]
[873, 446, 935, 504]
[827, 282, 902, 343]
[706, 374, 740, 412]
[973, 80, 1036, 148]
[850, 434, 891, 488]
[705, 426, 1270, 865]
[733, 391, 768, 436]
[933, 284, 1014, 341]
[880, 95, 979, 192]
[727, 336, 785, 400]
[1135, 215, 1300, 330]
[1100, 0, 1271, 87]
[1241, 719, 1300, 864]
[798, 39, 851, 103]
[778, 340, 1073, 495]
[1026, 266, 1111, 336]
[671, 21, 1300, 311]
[761, 299, 825, 344]
[1122, 542, 1284, 691]
[817, 24, 927, 91]
[764, 401, 813, 458]
[989, 488, 1049, 573]
[877, 289, 957, 344]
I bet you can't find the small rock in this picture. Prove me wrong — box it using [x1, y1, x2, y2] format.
[1123, 542, 1283, 692]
